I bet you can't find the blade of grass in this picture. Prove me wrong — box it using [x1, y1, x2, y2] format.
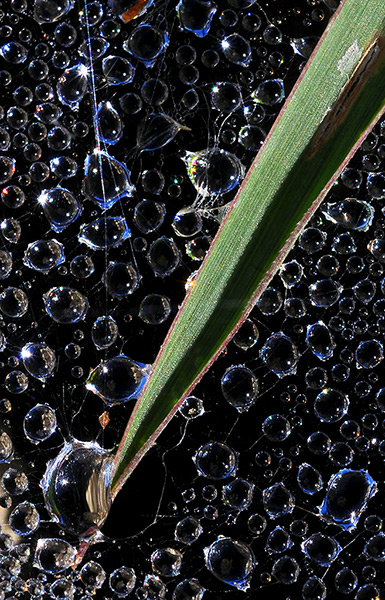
[111, 0, 385, 497]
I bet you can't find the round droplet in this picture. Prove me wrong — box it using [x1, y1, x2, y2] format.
[79, 217, 130, 250]
[87, 355, 150, 405]
[271, 556, 299, 585]
[302, 533, 340, 565]
[84, 151, 133, 208]
[211, 82, 242, 113]
[260, 332, 298, 377]
[34, 538, 75, 574]
[43, 287, 88, 324]
[9, 502, 40, 535]
[109, 566, 136, 597]
[222, 478, 254, 510]
[91, 316, 119, 349]
[364, 533, 385, 561]
[306, 321, 335, 360]
[173, 579, 205, 600]
[356, 340, 384, 368]
[205, 537, 255, 590]
[184, 148, 244, 199]
[57, 63, 88, 106]
[302, 577, 327, 600]
[23, 404, 56, 444]
[195, 441, 238, 479]
[221, 366, 258, 412]
[0, 287, 28, 317]
[177, 0, 217, 37]
[102, 56, 135, 85]
[80, 561, 106, 589]
[151, 547, 183, 577]
[134, 200, 166, 234]
[139, 294, 171, 325]
[263, 482, 294, 518]
[179, 396, 204, 419]
[253, 78, 284, 105]
[147, 237, 181, 278]
[103, 262, 139, 297]
[21, 342, 55, 380]
[314, 388, 349, 422]
[262, 414, 291, 441]
[38, 187, 81, 232]
[24, 239, 65, 272]
[125, 24, 167, 66]
[41, 439, 113, 536]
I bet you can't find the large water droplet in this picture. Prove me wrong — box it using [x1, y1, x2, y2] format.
[40, 439, 113, 536]
[194, 441, 238, 479]
[260, 332, 298, 377]
[23, 404, 57, 444]
[323, 198, 374, 231]
[302, 533, 340, 566]
[177, 0, 217, 37]
[87, 355, 150, 405]
[263, 482, 295, 518]
[43, 287, 88, 324]
[96, 101, 122, 145]
[78, 217, 130, 250]
[57, 63, 88, 107]
[34, 0, 74, 23]
[184, 148, 244, 199]
[306, 321, 335, 360]
[38, 187, 81, 232]
[84, 150, 134, 208]
[34, 538, 76, 574]
[204, 537, 255, 590]
[320, 469, 377, 529]
[23, 239, 65, 273]
[21, 342, 56, 380]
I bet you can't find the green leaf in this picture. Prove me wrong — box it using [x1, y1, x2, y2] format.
[111, 0, 385, 497]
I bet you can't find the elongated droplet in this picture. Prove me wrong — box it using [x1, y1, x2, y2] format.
[84, 150, 134, 208]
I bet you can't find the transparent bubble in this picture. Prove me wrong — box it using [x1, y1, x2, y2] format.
[335, 568, 358, 594]
[221, 33, 251, 66]
[103, 262, 139, 297]
[102, 56, 135, 85]
[50, 579, 75, 600]
[23, 404, 56, 444]
[284, 296, 306, 317]
[50, 155, 77, 178]
[353, 278, 376, 303]
[364, 533, 385, 561]
[147, 237, 181, 278]
[175, 516, 202, 544]
[1, 217, 21, 242]
[297, 463, 323, 496]
[266, 526, 292, 554]
[262, 414, 291, 441]
[238, 125, 265, 151]
[87, 355, 150, 405]
[263, 482, 295, 518]
[84, 150, 134, 209]
[320, 469, 377, 529]
[173, 579, 205, 600]
[34, 538, 76, 574]
[43, 287, 88, 324]
[324, 198, 374, 231]
[271, 556, 299, 585]
[184, 148, 244, 199]
[91, 316, 119, 349]
[57, 63, 88, 107]
[179, 396, 204, 419]
[0, 287, 28, 317]
[309, 279, 342, 307]
[204, 537, 255, 590]
[134, 200, 166, 234]
[79, 217, 130, 250]
[177, 0, 216, 37]
[260, 332, 298, 377]
[70, 255, 94, 279]
[194, 441, 238, 479]
[221, 366, 258, 412]
[302, 533, 340, 566]
[222, 478, 254, 510]
[302, 577, 327, 600]
[5, 370, 28, 394]
[0, 250, 12, 279]
[248, 513, 267, 535]
[109, 566, 136, 597]
[21, 342, 55, 380]
[125, 24, 167, 66]
[38, 187, 81, 232]
[252, 78, 284, 105]
[41, 439, 113, 536]
[139, 294, 171, 325]
[2, 467, 28, 495]
[141, 168, 165, 194]
[172, 209, 202, 238]
[151, 547, 183, 577]
[0, 156, 16, 184]
[356, 339, 384, 368]
[80, 561, 106, 589]
[9, 502, 40, 535]
[257, 287, 282, 315]
[354, 584, 380, 600]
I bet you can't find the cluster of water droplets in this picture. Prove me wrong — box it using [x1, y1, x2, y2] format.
[3, 0, 385, 598]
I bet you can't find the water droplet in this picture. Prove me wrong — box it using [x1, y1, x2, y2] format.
[356, 339, 384, 368]
[125, 24, 168, 67]
[177, 0, 216, 37]
[57, 63, 87, 107]
[0, 156, 16, 184]
[147, 237, 181, 278]
[252, 78, 284, 105]
[9, 501, 40, 535]
[302, 577, 327, 600]
[314, 388, 349, 422]
[34, 538, 76, 574]
[136, 113, 184, 151]
[364, 532, 385, 561]
[80, 561, 106, 589]
[309, 278, 342, 307]
[260, 332, 298, 377]
[102, 56, 135, 85]
[194, 441, 238, 479]
[271, 555, 299, 585]
[221, 33, 251, 66]
[38, 187, 81, 232]
[2, 467, 28, 495]
[24, 239, 65, 273]
[262, 414, 291, 441]
[87, 355, 150, 405]
[297, 463, 323, 495]
[0, 249, 12, 279]
[175, 516, 203, 544]
[134, 200, 166, 234]
[290, 36, 319, 58]
[139, 294, 171, 325]
[306, 321, 335, 360]
[178, 396, 204, 419]
[263, 482, 295, 518]
[173, 579, 205, 600]
[23, 404, 57, 443]
[21, 342, 56, 380]
[266, 526, 292, 554]
[34, 0, 74, 23]
[302, 533, 340, 565]
[184, 148, 244, 200]
[221, 366, 258, 412]
[103, 262, 139, 297]
[43, 287, 88, 324]
[95, 101, 122, 145]
[109, 566, 136, 596]
[324, 198, 374, 231]
[320, 469, 377, 529]
[151, 547, 183, 577]
[222, 478, 254, 510]
[41, 439, 113, 536]
[0, 41, 28, 64]
[79, 217, 130, 250]
[91, 316, 119, 349]
[204, 537, 255, 590]
[84, 150, 134, 208]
